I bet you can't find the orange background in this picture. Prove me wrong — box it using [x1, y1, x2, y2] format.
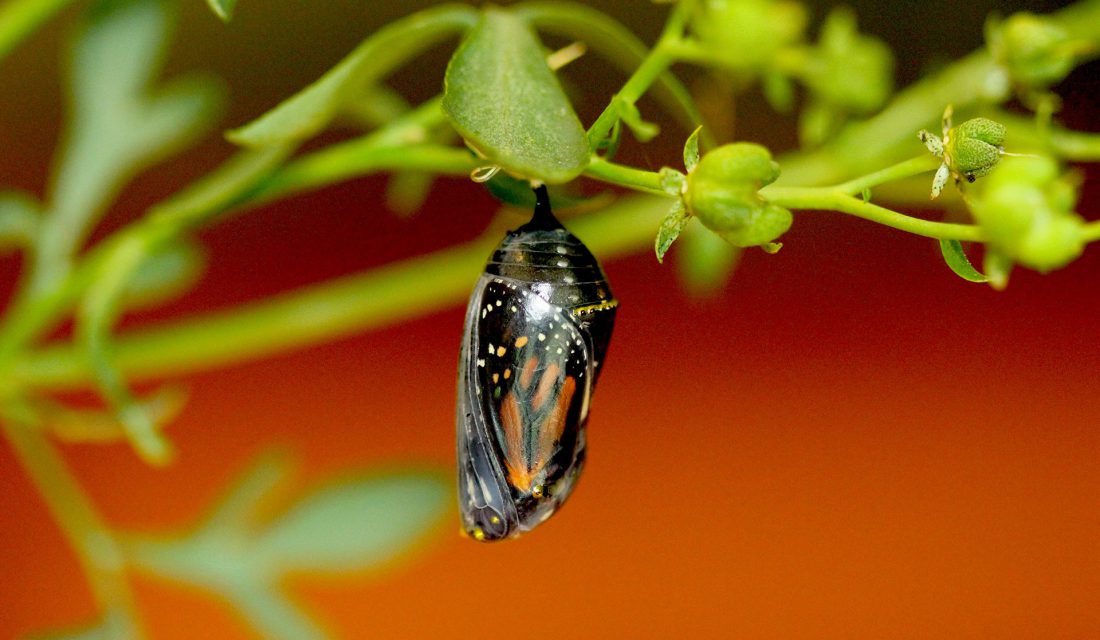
[1, 1, 1097, 638]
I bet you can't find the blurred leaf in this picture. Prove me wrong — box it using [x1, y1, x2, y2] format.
[33, 0, 223, 290]
[255, 469, 450, 573]
[615, 98, 659, 142]
[655, 201, 690, 263]
[228, 586, 326, 640]
[121, 455, 448, 640]
[939, 239, 989, 283]
[762, 71, 794, 113]
[73, 143, 292, 464]
[0, 190, 40, 252]
[121, 238, 205, 309]
[204, 451, 294, 534]
[675, 222, 741, 297]
[37, 386, 186, 443]
[442, 7, 589, 184]
[78, 233, 176, 464]
[228, 5, 477, 147]
[205, 0, 236, 22]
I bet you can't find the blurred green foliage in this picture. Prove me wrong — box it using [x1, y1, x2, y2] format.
[2, 0, 1100, 637]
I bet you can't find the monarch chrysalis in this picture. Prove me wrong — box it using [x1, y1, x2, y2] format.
[456, 185, 617, 541]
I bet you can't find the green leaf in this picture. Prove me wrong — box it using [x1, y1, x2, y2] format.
[254, 469, 450, 573]
[615, 99, 659, 142]
[939, 239, 989, 283]
[683, 126, 702, 172]
[228, 5, 477, 147]
[442, 7, 589, 184]
[658, 167, 686, 196]
[655, 201, 690, 263]
[482, 171, 596, 210]
[205, 0, 236, 22]
[32, 0, 223, 292]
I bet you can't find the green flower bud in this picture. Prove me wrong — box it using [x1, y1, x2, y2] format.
[970, 156, 1085, 272]
[801, 7, 894, 114]
[716, 203, 793, 248]
[692, 0, 807, 73]
[946, 117, 1006, 180]
[685, 143, 792, 248]
[988, 13, 1091, 89]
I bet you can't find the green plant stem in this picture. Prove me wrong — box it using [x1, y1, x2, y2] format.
[831, 155, 942, 196]
[765, 188, 985, 241]
[773, 0, 1100, 187]
[0, 0, 73, 60]
[584, 156, 669, 195]
[251, 144, 476, 205]
[0, 416, 139, 636]
[995, 112, 1100, 161]
[585, 2, 689, 147]
[516, 1, 713, 148]
[1083, 220, 1100, 243]
[590, 152, 977, 240]
[12, 195, 672, 389]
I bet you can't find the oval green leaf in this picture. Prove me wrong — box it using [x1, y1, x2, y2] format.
[254, 469, 450, 573]
[442, 7, 589, 184]
[939, 238, 989, 283]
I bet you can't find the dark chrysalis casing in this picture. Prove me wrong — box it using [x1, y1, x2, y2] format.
[456, 186, 616, 542]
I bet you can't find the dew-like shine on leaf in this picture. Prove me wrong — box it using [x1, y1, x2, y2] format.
[443, 7, 589, 184]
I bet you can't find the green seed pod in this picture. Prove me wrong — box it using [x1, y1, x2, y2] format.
[685, 143, 792, 248]
[991, 13, 1085, 89]
[946, 118, 1006, 179]
[801, 7, 894, 115]
[716, 203, 793, 249]
[970, 156, 1085, 272]
[692, 0, 807, 73]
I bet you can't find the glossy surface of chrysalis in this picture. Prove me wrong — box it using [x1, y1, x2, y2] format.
[457, 186, 616, 542]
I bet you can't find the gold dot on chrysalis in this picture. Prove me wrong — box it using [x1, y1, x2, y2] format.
[473, 528, 486, 541]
